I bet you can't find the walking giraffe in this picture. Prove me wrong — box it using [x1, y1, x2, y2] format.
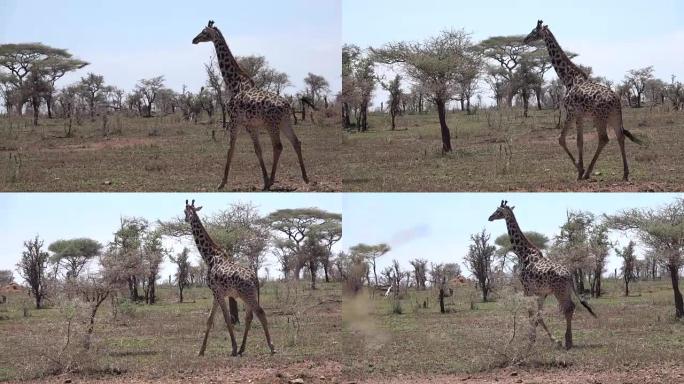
[184, 199, 275, 356]
[192, 20, 308, 190]
[524, 20, 641, 181]
[488, 200, 596, 349]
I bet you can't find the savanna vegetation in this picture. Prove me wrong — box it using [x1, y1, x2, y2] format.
[0, 203, 344, 382]
[341, 30, 684, 191]
[340, 197, 684, 383]
[0, 43, 341, 192]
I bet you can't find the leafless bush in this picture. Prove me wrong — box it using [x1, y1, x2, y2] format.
[474, 290, 539, 369]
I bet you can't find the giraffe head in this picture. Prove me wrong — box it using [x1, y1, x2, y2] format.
[192, 20, 219, 44]
[523, 20, 546, 45]
[488, 200, 515, 221]
[184, 199, 203, 223]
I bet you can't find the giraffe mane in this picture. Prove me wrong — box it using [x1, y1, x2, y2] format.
[543, 27, 589, 81]
[211, 25, 256, 87]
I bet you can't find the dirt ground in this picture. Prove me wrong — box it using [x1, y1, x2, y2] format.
[0, 113, 341, 192]
[360, 364, 684, 384]
[342, 107, 684, 192]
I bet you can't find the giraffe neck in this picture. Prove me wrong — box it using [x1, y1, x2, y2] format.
[542, 28, 587, 88]
[503, 212, 537, 265]
[211, 27, 253, 94]
[189, 213, 222, 267]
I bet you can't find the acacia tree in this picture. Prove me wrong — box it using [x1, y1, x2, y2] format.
[205, 57, 227, 128]
[465, 229, 496, 302]
[380, 74, 403, 130]
[141, 230, 166, 304]
[606, 198, 684, 318]
[16, 236, 50, 309]
[588, 224, 611, 298]
[349, 243, 391, 286]
[0, 43, 87, 116]
[409, 258, 428, 290]
[265, 208, 341, 280]
[616, 241, 637, 296]
[48, 238, 102, 280]
[314, 220, 342, 282]
[625, 66, 654, 108]
[170, 248, 191, 303]
[372, 29, 475, 152]
[304, 72, 330, 106]
[553, 210, 595, 293]
[236, 55, 291, 95]
[78, 73, 111, 120]
[109, 217, 149, 301]
[494, 231, 549, 272]
[135, 76, 165, 117]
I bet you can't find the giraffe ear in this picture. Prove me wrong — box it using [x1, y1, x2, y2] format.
[195, 206, 203, 211]
[510, 206, 515, 210]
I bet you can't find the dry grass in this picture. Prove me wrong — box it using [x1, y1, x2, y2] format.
[342, 107, 684, 191]
[0, 281, 342, 383]
[0, 113, 341, 192]
[343, 279, 684, 382]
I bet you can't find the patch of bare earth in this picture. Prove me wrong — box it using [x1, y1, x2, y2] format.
[16, 360, 343, 384]
[360, 363, 684, 384]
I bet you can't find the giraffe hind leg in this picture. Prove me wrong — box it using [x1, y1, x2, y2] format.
[238, 307, 254, 355]
[281, 117, 309, 184]
[255, 305, 276, 354]
[582, 117, 610, 180]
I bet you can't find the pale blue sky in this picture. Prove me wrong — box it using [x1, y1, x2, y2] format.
[344, 0, 684, 106]
[0, 193, 342, 281]
[0, 0, 341, 95]
[342, 193, 683, 278]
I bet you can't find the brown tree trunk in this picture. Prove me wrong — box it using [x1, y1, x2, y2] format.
[439, 288, 445, 313]
[435, 100, 452, 152]
[31, 96, 39, 126]
[669, 265, 683, 318]
[343, 102, 351, 128]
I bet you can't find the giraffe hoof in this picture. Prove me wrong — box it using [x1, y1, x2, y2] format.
[217, 183, 226, 190]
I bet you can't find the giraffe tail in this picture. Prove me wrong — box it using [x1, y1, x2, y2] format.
[572, 284, 598, 318]
[622, 127, 642, 145]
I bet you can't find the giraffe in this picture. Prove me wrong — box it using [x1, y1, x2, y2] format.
[524, 20, 641, 181]
[184, 199, 275, 356]
[192, 20, 308, 191]
[488, 200, 596, 349]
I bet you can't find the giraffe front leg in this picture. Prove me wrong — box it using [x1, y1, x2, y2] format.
[199, 299, 219, 356]
[218, 128, 238, 190]
[218, 297, 239, 356]
[248, 129, 271, 191]
[559, 114, 581, 178]
[575, 118, 585, 180]
[535, 296, 561, 348]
